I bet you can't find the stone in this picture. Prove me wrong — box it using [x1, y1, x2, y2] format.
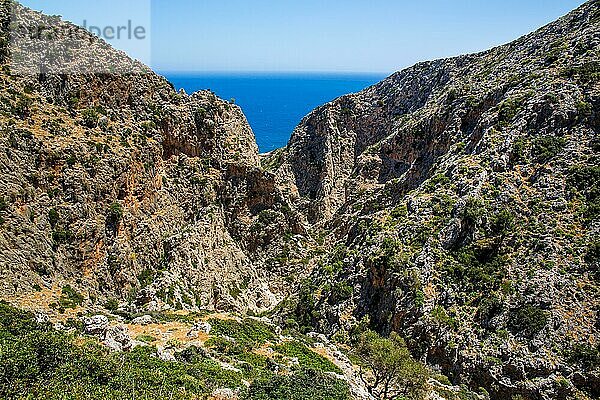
[187, 321, 211, 338]
[34, 312, 50, 324]
[104, 325, 132, 352]
[84, 315, 109, 336]
[131, 315, 154, 325]
[157, 345, 176, 362]
[211, 388, 237, 400]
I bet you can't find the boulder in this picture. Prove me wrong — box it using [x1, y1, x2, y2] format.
[104, 325, 132, 352]
[187, 321, 211, 338]
[132, 315, 154, 325]
[84, 315, 109, 336]
[157, 345, 176, 362]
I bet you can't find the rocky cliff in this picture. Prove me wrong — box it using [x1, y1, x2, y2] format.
[271, 1, 599, 399]
[0, 0, 302, 314]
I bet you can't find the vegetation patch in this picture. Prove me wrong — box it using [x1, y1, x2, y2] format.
[247, 369, 350, 400]
[442, 241, 508, 293]
[567, 343, 600, 370]
[275, 341, 342, 374]
[0, 303, 352, 399]
[355, 330, 429, 400]
[531, 136, 565, 163]
[568, 165, 600, 221]
[48, 208, 59, 228]
[431, 305, 458, 330]
[508, 305, 548, 337]
[561, 61, 600, 84]
[497, 98, 524, 127]
[52, 228, 73, 245]
[58, 285, 84, 309]
[208, 318, 276, 350]
[81, 107, 101, 128]
[137, 268, 155, 288]
[107, 202, 123, 224]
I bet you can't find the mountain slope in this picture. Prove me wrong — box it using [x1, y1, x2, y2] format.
[271, 1, 599, 399]
[0, 0, 302, 314]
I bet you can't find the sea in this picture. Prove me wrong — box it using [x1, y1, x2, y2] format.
[163, 72, 386, 153]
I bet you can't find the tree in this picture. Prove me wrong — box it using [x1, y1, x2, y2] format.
[356, 330, 429, 400]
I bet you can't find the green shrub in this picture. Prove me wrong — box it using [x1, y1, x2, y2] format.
[576, 101, 593, 119]
[489, 208, 515, 237]
[585, 240, 600, 264]
[137, 269, 155, 288]
[275, 341, 342, 374]
[105, 298, 119, 312]
[509, 305, 548, 337]
[107, 202, 123, 222]
[12, 93, 33, 118]
[497, 98, 524, 127]
[568, 166, 600, 221]
[136, 335, 157, 343]
[247, 369, 350, 400]
[65, 154, 77, 166]
[567, 343, 600, 370]
[463, 197, 484, 226]
[208, 318, 276, 350]
[477, 295, 504, 323]
[0, 301, 50, 335]
[510, 137, 528, 163]
[205, 335, 246, 355]
[256, 210, 280, 226]
[390, 203, 408, 220]
[58, 285, 84, 309]
[355, 330, 429, 400]
[295, 280, 321, 332]
[81, 108, 100, 128]
[140, 120, 156, 133]
[425, 174, 450, 192]
[0, 196, 6, 212]
[48, 208, 59, 228]
[531, 136, 565, 163]
[52, 229, 73, 244]
[561, 61, 600, 84]
[431, 305, 458, 330]
[432, 193, 455, 216]
[331, 282, 354, 302]
[106, 202, 124, 234]
[443, 242, 508, 293]
[544, 41, 566, 65]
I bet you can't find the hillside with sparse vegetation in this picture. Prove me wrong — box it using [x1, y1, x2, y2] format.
[0, 1, 598, 399]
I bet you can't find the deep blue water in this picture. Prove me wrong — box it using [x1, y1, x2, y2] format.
[163, 72, 386, 152]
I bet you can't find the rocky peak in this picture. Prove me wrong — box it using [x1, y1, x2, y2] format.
[272, 0, 600, 223]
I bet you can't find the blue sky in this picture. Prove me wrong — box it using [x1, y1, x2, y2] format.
[20, 0, 587, 74]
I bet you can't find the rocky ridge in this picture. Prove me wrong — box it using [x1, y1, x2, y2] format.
[270, 1, 599, 399]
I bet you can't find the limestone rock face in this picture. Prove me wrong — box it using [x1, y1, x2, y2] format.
[104, 325, 133, 352]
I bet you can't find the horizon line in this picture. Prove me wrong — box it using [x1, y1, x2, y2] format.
[156, 69, 393, 76]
